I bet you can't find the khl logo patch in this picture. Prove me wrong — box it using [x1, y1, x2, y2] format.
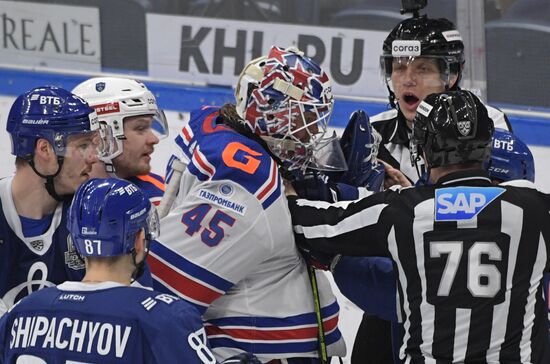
[95, 82, 105, 92]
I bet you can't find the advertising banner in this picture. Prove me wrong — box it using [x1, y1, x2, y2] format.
[147, 14, 388, 98]
[0, 1, 101, 71]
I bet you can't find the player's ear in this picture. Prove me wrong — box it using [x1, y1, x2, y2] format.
[134, 228, 145, 255]
[33, 138, 57, 173]
[35, 138, 54, 159]
[449, 74, 459, 89]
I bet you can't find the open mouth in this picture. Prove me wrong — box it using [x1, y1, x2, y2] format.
[403, 93, 420, 106]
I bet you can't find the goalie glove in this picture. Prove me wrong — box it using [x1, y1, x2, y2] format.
[335, 109, 385, 192]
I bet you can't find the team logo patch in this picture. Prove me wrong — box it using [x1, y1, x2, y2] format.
[197, 188, 247, 216]
[95, 82, 106, 92]
[457, 120, 471, 136]
[64, 236, 85, 270]
[435, 187, 505, 221]
[30, 240, 44, 251]
[219, 183, 234, 196]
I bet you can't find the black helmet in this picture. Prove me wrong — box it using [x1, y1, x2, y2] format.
[381, 16, 465, 93]
[411, 90, 494, 169]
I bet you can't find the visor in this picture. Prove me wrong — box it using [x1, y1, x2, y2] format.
[95, 121, 121, 163]
[380, 55, 457, 91]
[145, 206, 160, 242]
[151, 109, 169, 140]
[60, 131, 100, 161]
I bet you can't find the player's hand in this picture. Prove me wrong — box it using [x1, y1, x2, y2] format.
[296, 237, 339, 271]
[382, 160, 412, 189]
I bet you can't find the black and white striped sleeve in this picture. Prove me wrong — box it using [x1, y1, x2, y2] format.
[287, 192, 392, 257]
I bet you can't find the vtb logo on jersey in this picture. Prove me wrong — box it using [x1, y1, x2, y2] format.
[435, 187, 505, 221]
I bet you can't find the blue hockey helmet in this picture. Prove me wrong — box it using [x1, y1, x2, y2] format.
[6, 86, 99, 160]
[68, 178, 160, 257]
[486, 128, 535, 182]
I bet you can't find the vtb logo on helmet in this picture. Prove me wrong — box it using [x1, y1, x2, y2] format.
[485, 128, 535, 183]
[235, 46, 346, 172]
[6, 86, 98, 160]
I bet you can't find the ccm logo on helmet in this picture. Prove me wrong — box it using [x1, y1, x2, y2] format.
[392, 40, 421, 56]
[94, 102, 121, 115]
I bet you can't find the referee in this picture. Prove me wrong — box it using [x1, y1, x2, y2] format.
[287, 90, 550, 363]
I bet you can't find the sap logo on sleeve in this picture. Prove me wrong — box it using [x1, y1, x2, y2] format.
[435, 187, 505, 221]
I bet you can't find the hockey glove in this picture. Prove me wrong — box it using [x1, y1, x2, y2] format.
[295, 235, 341, 271]
[222, 352, 262, 364]
[291, 169, 362, 203]
[336, 109, 385, 192]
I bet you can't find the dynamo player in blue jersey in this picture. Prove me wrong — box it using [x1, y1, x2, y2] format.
[0, 86, 101, 315]
[0, 178, 260, 364]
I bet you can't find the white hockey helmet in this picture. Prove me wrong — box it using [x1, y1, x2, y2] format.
[72, 77, 168, 164]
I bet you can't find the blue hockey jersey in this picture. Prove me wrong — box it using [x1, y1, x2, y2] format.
[0, 177, 84, 311]
[0, 281, 216, 363]
[0, 174, 160, 313]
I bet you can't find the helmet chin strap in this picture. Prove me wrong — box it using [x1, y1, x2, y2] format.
[130, 240, 151, 283]
[387, 85, 398, 109]
[104, 162, 117, 175]
[28, 155, 74, 202]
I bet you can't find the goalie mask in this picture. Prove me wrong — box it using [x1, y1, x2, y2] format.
[235, 46, 347, 172]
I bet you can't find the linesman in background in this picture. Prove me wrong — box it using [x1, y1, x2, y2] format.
[287, 89, 550, 363]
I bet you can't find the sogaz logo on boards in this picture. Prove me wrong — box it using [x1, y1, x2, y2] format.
[435, 187, 505, 221]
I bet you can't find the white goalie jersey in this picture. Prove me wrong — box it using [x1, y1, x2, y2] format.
[149, 107, 346, 362]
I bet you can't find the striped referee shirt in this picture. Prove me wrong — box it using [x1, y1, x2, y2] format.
[288, 169, 550, 363]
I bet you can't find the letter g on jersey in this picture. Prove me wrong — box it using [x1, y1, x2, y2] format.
[435, 187, 505, 221]
[222, 142, 262, 174]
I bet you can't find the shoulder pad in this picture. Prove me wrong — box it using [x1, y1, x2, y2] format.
[180, 108, 282, 209]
